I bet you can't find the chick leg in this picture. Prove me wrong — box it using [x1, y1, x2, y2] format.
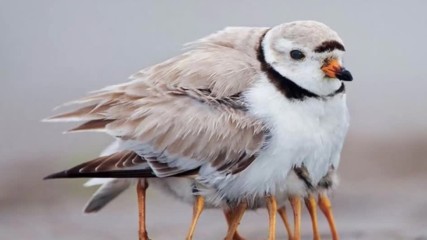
[266, 196, 278, 240]
[223, 208, 246, 240]
[318, 193, 339, 240]
[136, 179, 149, 240]
[289, 196, 302, 240]
[224, 201, 248, 240]
[277, 206, 293, 240]
[185, 195, 205, 240]
[305, 195, 321, 240]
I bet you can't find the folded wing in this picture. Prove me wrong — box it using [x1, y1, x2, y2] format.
[45, 27, 268, 178]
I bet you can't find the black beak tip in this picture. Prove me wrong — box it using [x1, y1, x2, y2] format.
[336, 69, 353, 81]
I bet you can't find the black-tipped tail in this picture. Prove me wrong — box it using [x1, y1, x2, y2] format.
[44, 169, 157, 180]
[43, 150, 200, 180]
[43, 150, 157, 180]
[44, 171, 70, 179]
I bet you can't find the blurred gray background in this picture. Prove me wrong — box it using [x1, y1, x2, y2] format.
[1, 1, 427, 239]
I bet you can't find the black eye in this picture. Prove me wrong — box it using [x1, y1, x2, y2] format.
[290, 50, 305, 60]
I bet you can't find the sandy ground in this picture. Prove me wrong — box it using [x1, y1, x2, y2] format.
[1, 137, 427, 240]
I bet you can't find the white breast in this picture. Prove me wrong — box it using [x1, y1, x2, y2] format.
[205, 76, 349, 201]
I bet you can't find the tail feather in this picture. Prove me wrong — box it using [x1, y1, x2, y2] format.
[44, 151, 156, 179]
[83, 179, 132, 213]
[44, 169, 157, 179]
[44, 150, 199, 180]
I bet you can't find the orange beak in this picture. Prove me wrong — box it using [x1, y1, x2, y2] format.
[322, 59, 353, 81]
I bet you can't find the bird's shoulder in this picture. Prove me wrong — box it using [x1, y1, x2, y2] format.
[129, 26, 268, 98]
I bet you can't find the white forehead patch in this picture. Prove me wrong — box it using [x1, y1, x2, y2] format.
[274, 38, 294, 53]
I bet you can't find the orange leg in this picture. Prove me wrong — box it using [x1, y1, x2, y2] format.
[186, 195, 205, 240]
[223, 208, 246, 240]
[137, 179, 149, 240]
[224, 201, 248, 240]
[305, 195, 321, 240]
[289, 196, 302, 240]
[266, 196, 278, 240]
[277, 206, 294, 240]
[318, 193, 339, 240]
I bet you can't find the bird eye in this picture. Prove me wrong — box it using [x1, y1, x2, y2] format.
[290, 50, 305, 60]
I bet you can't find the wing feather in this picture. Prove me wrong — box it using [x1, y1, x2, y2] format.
[46, 27, 269, 177]
[67, 119, 114, 133]
[44, 151, 154, 179]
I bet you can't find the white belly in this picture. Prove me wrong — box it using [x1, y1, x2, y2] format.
[203, 77, 349, 201]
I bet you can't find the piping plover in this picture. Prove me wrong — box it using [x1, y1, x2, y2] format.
[45, 20, 352, 240]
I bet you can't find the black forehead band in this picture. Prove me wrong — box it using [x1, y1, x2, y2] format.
[314, 40, 345, 53]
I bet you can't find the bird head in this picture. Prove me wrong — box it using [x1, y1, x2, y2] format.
[261, 20, 353, 96]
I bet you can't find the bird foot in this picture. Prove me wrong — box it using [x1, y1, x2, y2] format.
[233, 233, 246, 240]
[138, 231, 150, 240]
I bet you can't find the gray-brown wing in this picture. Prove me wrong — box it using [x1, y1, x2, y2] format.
[46, 27, 268, 177]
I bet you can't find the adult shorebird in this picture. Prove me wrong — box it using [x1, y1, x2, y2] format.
[45, 20, 352, 240]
